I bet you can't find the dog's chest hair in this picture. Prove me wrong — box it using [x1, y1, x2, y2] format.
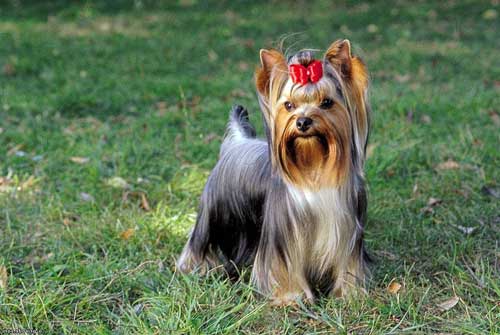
[287, 186, 355, 271]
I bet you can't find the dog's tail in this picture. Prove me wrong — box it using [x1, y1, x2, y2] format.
[227, 104, 256, 139]
[221, 105, 256, 154]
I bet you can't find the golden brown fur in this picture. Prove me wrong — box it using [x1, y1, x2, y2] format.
[253, 40, 371, 303]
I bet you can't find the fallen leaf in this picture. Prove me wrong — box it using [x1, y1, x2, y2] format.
[436, 160, 460, 170]
[437, 296, 459, 311]
[412, 183, 418, 194]
[70, 156, 90, 164]
[452, 224, 477, 235]
[79, 192, 95, 202]
[120, 228, 135, 240]
[0, 266, 7, 289]
[140, 193, 151, 211]
[482, 9, 497, 20]
[0, 127, 3, 134]
[63, 218, 71, 226]
[420, 114, 432, 124]
[106, 176, 130, 189]
[387, 281, 402, 294]
[421, 197, 442, 214]
[427, 197, 442, 207]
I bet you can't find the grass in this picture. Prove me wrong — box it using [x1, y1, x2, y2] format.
[0, 0, 498, 333]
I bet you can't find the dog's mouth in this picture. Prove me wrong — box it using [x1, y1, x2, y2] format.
[285, 133, 329, 163]
[290, 133, 328, 148]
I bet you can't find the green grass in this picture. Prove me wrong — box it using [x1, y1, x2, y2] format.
[0, 0, 499, 333]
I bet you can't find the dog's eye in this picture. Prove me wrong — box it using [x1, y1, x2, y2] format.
[319, 98, 334, 109]
[284, 101, 295, 111]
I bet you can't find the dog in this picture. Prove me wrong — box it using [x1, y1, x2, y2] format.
[177, 39, 371, 304]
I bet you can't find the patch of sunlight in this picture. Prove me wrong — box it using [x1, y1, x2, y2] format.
[169, 166, 209, 196]
[0, 169, 41, 198]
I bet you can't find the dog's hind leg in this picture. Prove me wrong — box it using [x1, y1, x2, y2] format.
[176, 200, 218, 274]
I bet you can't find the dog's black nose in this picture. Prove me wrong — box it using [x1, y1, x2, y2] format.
[296, 117, 313, 132]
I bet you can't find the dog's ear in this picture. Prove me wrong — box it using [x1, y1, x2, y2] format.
[255, 49, 286, 98]
[324, 39, 368, 87]
[325, 39, 370, 158]
[325, 39, 353, 78]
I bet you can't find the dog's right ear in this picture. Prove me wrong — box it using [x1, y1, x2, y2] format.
[255, 49, 286, 98]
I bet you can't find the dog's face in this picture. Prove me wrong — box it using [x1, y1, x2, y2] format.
[255, 40, 370, 189]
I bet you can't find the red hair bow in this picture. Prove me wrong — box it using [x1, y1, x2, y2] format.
[289, 60, 323, 85]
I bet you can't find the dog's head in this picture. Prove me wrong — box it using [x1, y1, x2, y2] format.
[255, 40, 370, 189]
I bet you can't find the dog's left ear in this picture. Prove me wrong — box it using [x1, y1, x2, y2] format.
[325, 39, 370, 157]
[324, 39, 368, 89]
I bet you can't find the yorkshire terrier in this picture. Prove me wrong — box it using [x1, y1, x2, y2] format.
[177, 39, 371, 304]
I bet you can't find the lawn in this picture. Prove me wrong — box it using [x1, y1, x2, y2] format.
[0, 0, 498, 334]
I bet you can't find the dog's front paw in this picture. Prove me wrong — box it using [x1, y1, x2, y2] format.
[270, 292, 301, 306]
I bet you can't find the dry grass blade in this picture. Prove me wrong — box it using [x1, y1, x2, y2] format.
[0, 266, 7, 289]
[140, 193, 151, 211]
